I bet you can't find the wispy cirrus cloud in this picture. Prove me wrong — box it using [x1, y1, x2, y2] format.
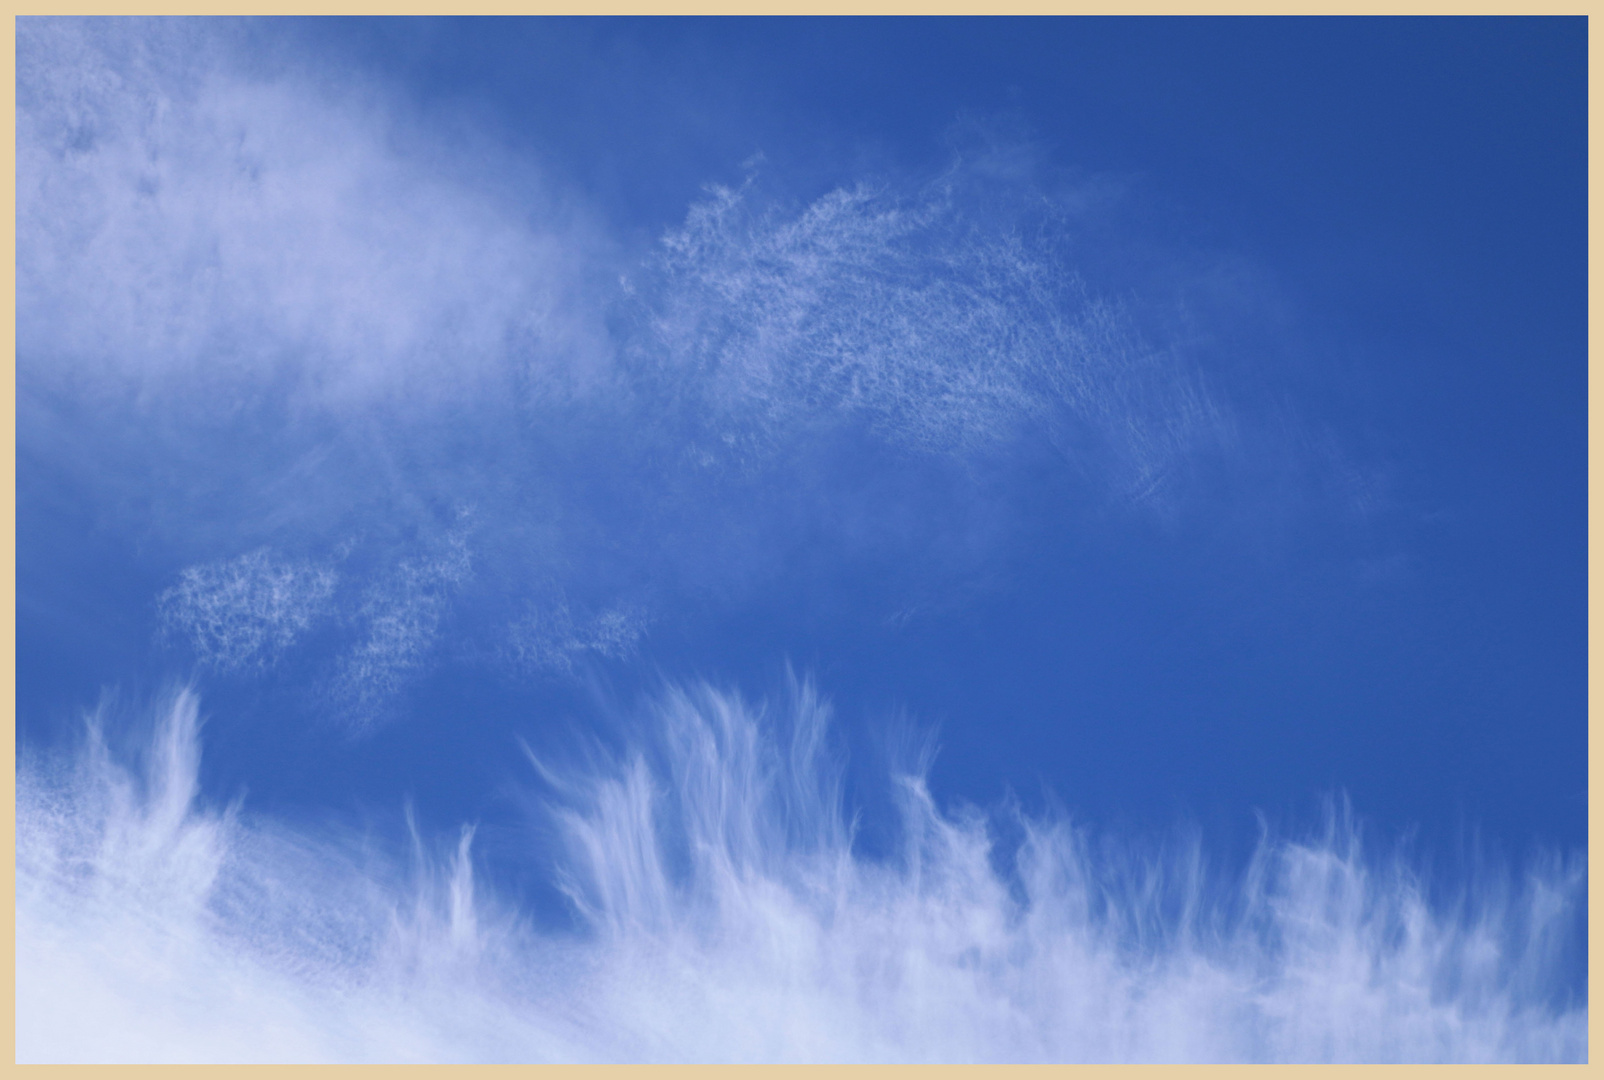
[14, 15, 1328, 506]
[17, 17, 609, 413]
[334, 520, 474, 727]
[157, 548, 338, 673]
[641, 174, 1229, 502]
[21, 17, 1351, 724]
[15, 19, 1577, 1066]
[16, 681, 1587, 1063]
[507, 597, 651, 678]
[153, 520, 477, 724]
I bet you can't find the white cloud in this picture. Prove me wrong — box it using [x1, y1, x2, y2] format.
[640, 175, 1230, 502]
[19, 18, 1330, 708]
[157, 548, 337, 672]
[334, 520, 474, 727]
[17, 17, 610, 415]
[507, 598, 650, 677]
[150, 519, 486, 724]
[17, 24, 1562, 1065]
[17, 681, 1586, 1063]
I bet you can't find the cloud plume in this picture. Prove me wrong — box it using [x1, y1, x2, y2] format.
[17, 682, 1586, 1063]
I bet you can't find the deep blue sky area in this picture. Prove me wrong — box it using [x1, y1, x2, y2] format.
[18, 14, 1587, 896]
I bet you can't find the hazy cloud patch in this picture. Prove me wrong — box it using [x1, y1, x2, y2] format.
[158, 548, 337, 673]
[17, 17, 609, 414]
[638, 174, 1230, 505]
[334, 521, 474, 728]
[508, 598, 651, 678]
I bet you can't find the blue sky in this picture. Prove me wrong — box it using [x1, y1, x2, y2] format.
[15, 17, 1587, 1063]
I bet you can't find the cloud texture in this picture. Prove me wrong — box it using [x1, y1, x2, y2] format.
[18, 18, 1261, 724]
[158, 549, 338, 672]
[17, 18, 603, 410]
[16, 684, 1586, 1063]
[17, 19, 1578, 1064]
[643, 174, 1225, 495]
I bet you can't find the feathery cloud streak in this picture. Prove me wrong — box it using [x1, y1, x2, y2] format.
[16, 684, 1586, 1063]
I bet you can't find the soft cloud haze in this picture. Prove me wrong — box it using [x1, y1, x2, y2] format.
[20, 18, 1265, 720]
[17, 18, 606, 410]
